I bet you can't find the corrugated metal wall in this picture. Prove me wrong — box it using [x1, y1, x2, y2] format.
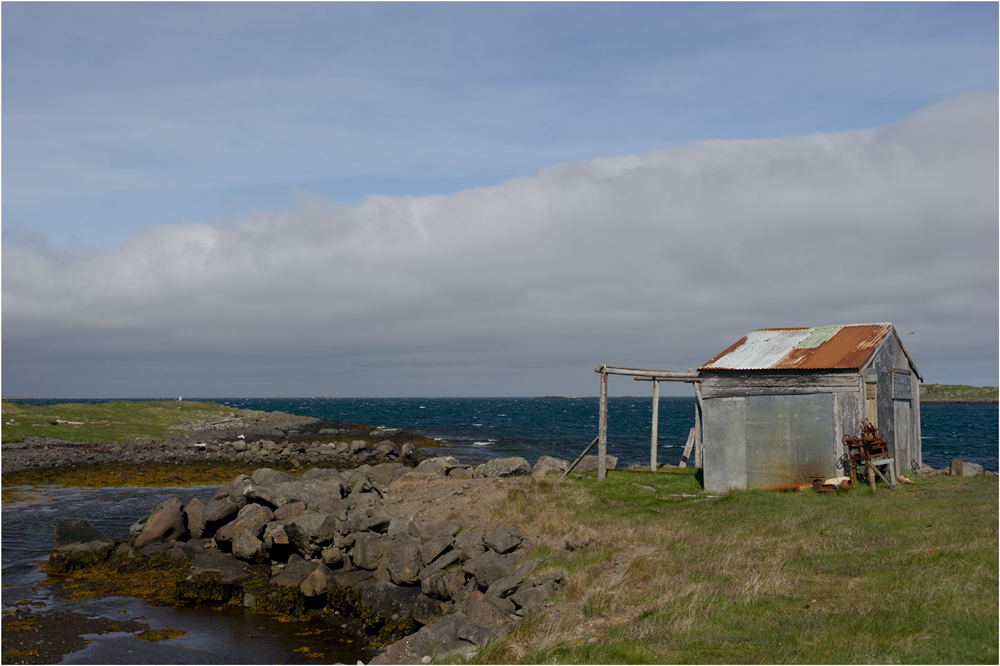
[703, 393, 839, 492]
[702, 397, 747, 492]
[745, 394, 837, 487]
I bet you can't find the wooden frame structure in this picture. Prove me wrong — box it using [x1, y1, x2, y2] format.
[591, 365, 702, 480]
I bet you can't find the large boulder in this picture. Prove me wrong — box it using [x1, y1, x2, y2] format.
[251, 468, 296, 486]
[272, 501, 307, 522]
[455, 530, 486, 560]
[388, 515, 416, 538]
[185, 498, 207, 540]
[362, 507, 393, 534]
[367, 463, 407, 488]
[214, 503, 273, 550]
[421, 534, 455, 566]
[284, 511, 339, 558]
[245, 478, 345, 511]
[213, 475, 253, 507]
[134, 498, 188, 550]
[532, 456, 569, 478]
[361, 581, 423, 620]
[49, 520, 115, 570]
[342, 466, 371, 493]
[418, 549, 462, 581]
[263, 522, 291, 554]
[483, 457, 532, 478]
[485, 558, 543, 598]
[412, 593, 451, 626]
[352, 532, 388, 570]
[463, 551, 519, 589]
[422, 567, 467, 601]
[457, 622, 503, 648]
[574, 455, 618, 473]
[231, 531, 266, 561]
[300, 563, 336, 597]
[298, 467, 344, 483]
[509, 571, 568, 610]
[321, 545, 344, 567]
[951, 458, 984, 477]
[412, 519, 462, 544]
[458, 622, 503, 648]
[332, 569, 377, 592]
[270, 554, 318, 588]
[414, 456, 462, 476]
[370, 614, 469, 665]
[375, 441, 402, 458]
[189, 550, 252, 584]
[203, 498, 240, 527]
[464, 590, 516, 626]
[387, 534, 422, 585]
[483, 526, 525, 554]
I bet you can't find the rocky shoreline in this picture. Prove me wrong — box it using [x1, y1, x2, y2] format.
[1, 410, 445, 476]
[30, 451, 614, 664]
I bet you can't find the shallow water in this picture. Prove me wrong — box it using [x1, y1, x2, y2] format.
[1, 486, 368, 664]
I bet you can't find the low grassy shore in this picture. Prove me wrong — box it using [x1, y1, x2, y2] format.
[1, 400, 442, 477]
[919, 383, 998, 404]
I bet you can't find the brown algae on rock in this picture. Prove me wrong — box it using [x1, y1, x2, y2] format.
[3, 461, 270, 490]
[135, 628, 187, 641]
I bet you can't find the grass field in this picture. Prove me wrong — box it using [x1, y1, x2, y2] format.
[0, 400, 235, 444]
[477, 468, 998, 664]
[920, 384, 998, 402]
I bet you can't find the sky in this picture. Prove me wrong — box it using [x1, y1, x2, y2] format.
[2, 2, 997, 398]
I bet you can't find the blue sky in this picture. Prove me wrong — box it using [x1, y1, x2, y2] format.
[2, 3, 998, 397]
[5, 3, 996, 246]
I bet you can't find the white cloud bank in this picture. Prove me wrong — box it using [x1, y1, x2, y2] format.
[3, 91, 997, 397]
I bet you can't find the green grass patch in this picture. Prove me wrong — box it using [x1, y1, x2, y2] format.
[1, 400, 236, 444]
[476, 470, 998, 664]
[919, 384, 998, 402]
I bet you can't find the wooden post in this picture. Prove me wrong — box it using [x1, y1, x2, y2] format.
[693, 381, 704, 468]
[650, 379, 660, 472]
[679, 428, 696, 467]
[598, 370, 608, 480]
[562, 435, 601, 478]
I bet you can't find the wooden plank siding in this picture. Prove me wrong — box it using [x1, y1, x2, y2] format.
[699, 370, 859, 399]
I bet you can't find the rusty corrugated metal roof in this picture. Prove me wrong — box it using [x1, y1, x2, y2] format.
[701, 323, 897, 371]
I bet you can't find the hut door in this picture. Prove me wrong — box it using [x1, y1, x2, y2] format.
[865, 378, 878, 426]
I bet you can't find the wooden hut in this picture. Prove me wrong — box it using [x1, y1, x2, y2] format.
[697, 323, 922, 493]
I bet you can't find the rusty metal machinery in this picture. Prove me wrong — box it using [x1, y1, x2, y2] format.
[842, 421, 896, 490]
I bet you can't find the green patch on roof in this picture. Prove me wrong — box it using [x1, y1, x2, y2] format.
[793, 326, 843, 349]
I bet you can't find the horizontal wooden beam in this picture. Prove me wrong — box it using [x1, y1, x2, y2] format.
[633, 376, 700, 383]
[595, 364, 701, 381]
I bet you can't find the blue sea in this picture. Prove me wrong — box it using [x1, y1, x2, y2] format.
[13, 396, 997, 472]
[223, 397, 1000, 473]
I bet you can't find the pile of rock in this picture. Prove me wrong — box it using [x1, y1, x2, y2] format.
[184, 437, 419, 467]
[49, 456, 574, 663]
[3, 434, 429, 474]
[913, 458, 993, 478]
